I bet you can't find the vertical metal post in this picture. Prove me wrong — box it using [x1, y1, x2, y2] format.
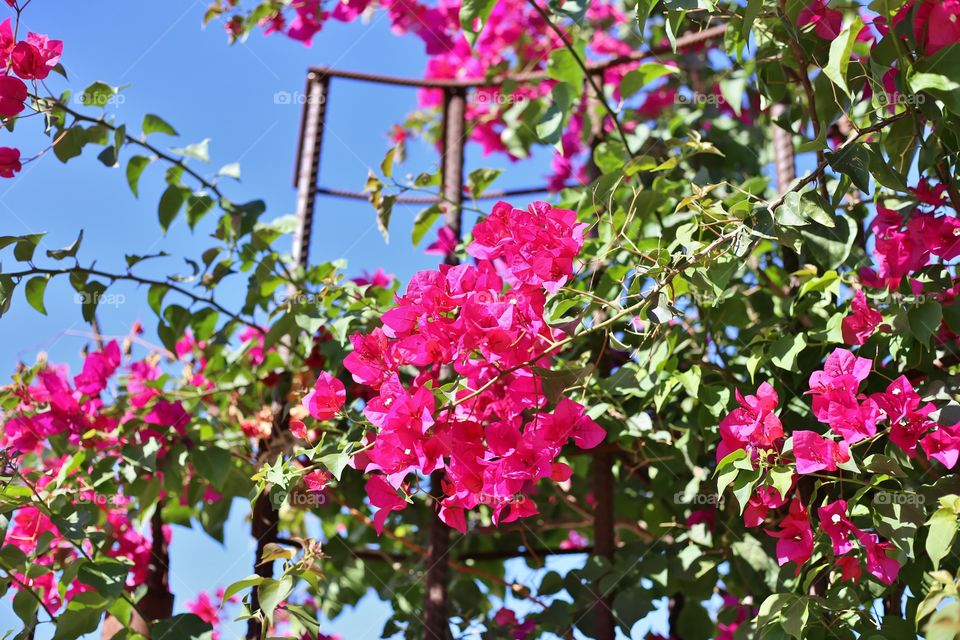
[579, 70, 617, 640]
[292, 72, 330, 268]
[423, 86, 466, 640]
[771, 102, 799, 273]
[247, 73, 328, 640]
[440, 87, 466, 264]
[593, 451, 615, 640]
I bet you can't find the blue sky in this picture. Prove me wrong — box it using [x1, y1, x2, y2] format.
[0, 2, 667, 639]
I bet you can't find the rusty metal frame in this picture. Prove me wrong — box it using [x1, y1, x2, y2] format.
[280, 23, 727, 638]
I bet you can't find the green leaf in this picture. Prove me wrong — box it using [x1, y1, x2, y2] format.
[826, 143, 871, 193]
[537, 82, 573, 149]
[412, 204, 441, 247]
[0, 276, 14, 318]
[12, 589, 38, 628]
[80, 81, 119, 108]
[620, 62, 680, 98]
[77, 559, 131, 598]
[547, 43, 586, 97]
[158, 185, 186, 232]
[927, 507, 958, 571]
[824, 17, 864, 96]
[151, 614, 213, 640]
[593, 140, 627, 175]
[909, 299, 943, 346]
[13, 234, 44, 262]
[466, 167, 502, 197]
[318, 452, 351, 481]
[460, 0, 497, 47]
[54, 127, 88, 163]
[217, 162, 241, 180]
[286, 604, 321, 640]
[635, 0, 656, 36]
[716, 449, 747, 496]
[769, 334, 807, 371]
[52, 609, 102, 640]
[126, 155, 151, 197]
[24, 276, 48, 315]
[799, 213, 856, 270]
[193, 447, 231, 491]
[185, 193, 216, 229]
[374, 194, 395, 244]
[47, 230, 83, 260]
[172, 138, 211, 163]
[258, 576, 294, 620]
[142, 114, 178, 137]
[221, 575, 264, 603]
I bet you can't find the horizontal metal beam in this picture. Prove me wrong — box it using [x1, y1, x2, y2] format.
[307, 25, 725, 89]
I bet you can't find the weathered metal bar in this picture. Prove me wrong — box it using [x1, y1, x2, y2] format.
[593, 451, 616, 640]
[246, 73, 328, 640]
[315, 184, 570, 204]
[771, 102, 800, 273]
[292, 72, 330, 268]
[422, 86, 466, 640]
[306, 25, 726, 89]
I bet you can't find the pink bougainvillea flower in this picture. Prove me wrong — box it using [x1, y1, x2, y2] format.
[744, 484, 788, 528]
[143, 399, 190, 435]
[559, 529, 589, 550]
[858, 531, 900, 584]
[0, 74, 26, 117]
[238, 326, 267, 365]
[717, 381, 783, 461]
[289, 419, 308, 439]
[637, 86, 677, 119]
[302, 372, 346, 421]
[366, 475, 407, 535]
[841, 290, 881, 346]
[920, 422, 960, 469]
[467, 200, 586, 294]
[792, 430, 850, 475]
[817, 500, 858, 555]
[11, 33, 63, 80]
[74, 340, 122, 396]
[0, 146, 21, 178]
[303, 469, 331, 493]
[797, 0, 843, 39]
[913, 0, 960, 55]
[807, 348, 878, 444]
[352, 267, 396, 288]
[0, 18, 13, 66]
[767, 499, 814, 573]
[836, 555, 862, 582]
[871, 375, 937, 456]
[425, 225, 458, 256]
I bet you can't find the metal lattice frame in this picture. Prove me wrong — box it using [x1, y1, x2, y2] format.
[275, 24, 726, 638]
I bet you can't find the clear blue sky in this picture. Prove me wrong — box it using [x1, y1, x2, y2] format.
[0, 3, 675, 638]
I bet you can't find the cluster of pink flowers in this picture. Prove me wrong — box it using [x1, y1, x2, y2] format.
[719, 346, 960, 584]
[493, 607, 535, 639]
[859, 202, 960, 290]
[7, 478, 161, 612]
[321, 201, 604, 533]
[0, 10, 63, 178]
[0, 338, 197, 609]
